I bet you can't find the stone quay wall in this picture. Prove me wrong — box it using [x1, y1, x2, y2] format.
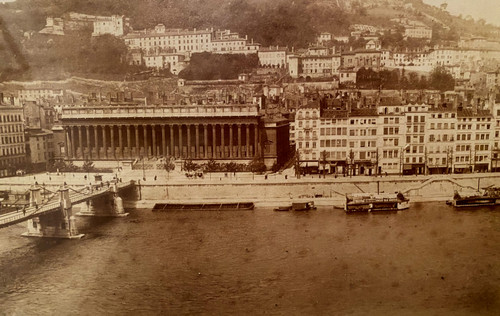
[133, 174, 500, 208]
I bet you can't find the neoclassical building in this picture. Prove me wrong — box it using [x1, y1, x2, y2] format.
[60, 104, 264, 161]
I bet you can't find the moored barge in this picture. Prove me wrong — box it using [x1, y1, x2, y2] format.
[345, 192, 409, 213]
[152, 202, 254, 211]
[450, 186, 500, 208]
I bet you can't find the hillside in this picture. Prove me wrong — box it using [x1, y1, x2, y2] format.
[0, 0, 499, 82]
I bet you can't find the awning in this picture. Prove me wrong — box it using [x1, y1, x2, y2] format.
[300, 161, 319, 167]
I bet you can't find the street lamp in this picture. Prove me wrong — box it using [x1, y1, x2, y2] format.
[141, 156, 146, 180]
[400, 144, 410, 176]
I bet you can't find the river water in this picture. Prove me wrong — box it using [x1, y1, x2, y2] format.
[0, 202, 499, 315]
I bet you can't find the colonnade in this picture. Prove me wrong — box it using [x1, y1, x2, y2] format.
[64, 123, 261, 160]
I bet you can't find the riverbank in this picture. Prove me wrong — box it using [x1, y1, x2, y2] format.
[1, 170, 499, 208]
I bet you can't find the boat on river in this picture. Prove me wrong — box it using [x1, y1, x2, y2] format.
[344, 192, 409, 213]
[449, 186, 500, 208]
[273, 201, 317, 212]
[152, 202, 254, 211]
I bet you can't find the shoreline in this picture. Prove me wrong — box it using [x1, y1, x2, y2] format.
[1, 171, 499, 210]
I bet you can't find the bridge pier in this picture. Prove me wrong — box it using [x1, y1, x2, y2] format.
[76, 181, 129, 217]
[23, 184, 84, 239]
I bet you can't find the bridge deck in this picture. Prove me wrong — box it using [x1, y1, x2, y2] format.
[0, 181, 134, 229]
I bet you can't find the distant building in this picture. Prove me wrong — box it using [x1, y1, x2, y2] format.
[0, 97, 26, 177]
[455, 106, 494, 172]
[124, 26, 259, 56]
[25, 128, 54, 168]
[39, 12, 129, 37]
[404, 26, 432, 40]
[317, 32, 332, 44]
[18, 88, 64, 102]
[92, 15, 129, 37]
[258, 46, 289, 68]
[142, 52, 187, 75]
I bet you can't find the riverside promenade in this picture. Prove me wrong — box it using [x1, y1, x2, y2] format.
[1, 169, 499, 208]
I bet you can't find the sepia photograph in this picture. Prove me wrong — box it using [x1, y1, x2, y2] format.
[0, 0, 499, 314]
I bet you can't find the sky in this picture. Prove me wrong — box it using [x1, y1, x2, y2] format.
[423, 0, 500, 26]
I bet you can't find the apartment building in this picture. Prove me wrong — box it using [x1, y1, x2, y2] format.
[0, 102, 26, 177]
[492, 96, 500, 171]
[319, 107, 349, 174]
[426, 103, 457, 174]
[377, 98, 405, 175]
[403, 102, 428, 175]
[347, 108, 379, 176]
[26, 128, 55, 168]
[295, 102, 321, 169]
[455, 107, 494, 173]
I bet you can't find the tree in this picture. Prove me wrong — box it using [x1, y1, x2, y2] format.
[183, 159, 198, 172]
[204, 158, 219, 172]
[247, 157, 266, 173]
[429, 66, 455, 91]
[82, 160, 95, 173]
[164, 157, 175, 179]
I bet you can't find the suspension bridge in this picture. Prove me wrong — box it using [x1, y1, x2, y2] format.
[0, 180, 135, 238]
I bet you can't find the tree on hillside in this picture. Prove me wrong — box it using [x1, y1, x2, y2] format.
[179, 52, 258, 80]
[429, 66, 455, 91]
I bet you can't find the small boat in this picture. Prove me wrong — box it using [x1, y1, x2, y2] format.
[345, 192, 409, 213]
[273, 201, 317, 212]
[152, 202, 254, 211]
[291, 201, 317, 211]
[450, 186, 500, 208]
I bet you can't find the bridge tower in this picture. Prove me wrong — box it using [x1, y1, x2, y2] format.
[76, 180, 129, 217]
[23, 184, 84, 239]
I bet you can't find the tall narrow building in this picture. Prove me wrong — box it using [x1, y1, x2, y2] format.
[0, 95, 26, 177]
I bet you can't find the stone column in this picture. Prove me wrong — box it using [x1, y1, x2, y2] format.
[102, 125, 107, 159]
[179, 124, 183, 158]
[246, 124, 250, 158]
[143, 124, 148, 157]
[94, 125, 99, 159]
[195, 124, 200, 158]
[65, 127, 72, 159]
[237, 124, 242, 158]
[161, 124, 166, 157]
[118, 125, 123, 158]
[110, 125, 115, 159]
[203, 124, 208, 158]
[212, 124, 217, 158]
[229, 124, 234, 158]
[254, 123, 259, 157]
[170, 125, 174, 157]
[221, 124, 225, 158]
[85, 125, 91, 159]
[187, 124, 191, 158]
[151, 124, 157, 157]
[134, 125, 139, 158]
[76, 126, 82, 159]
[126, 125, 131, 158]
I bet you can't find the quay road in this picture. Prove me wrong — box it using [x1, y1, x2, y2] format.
[0, 181, 134, 229]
